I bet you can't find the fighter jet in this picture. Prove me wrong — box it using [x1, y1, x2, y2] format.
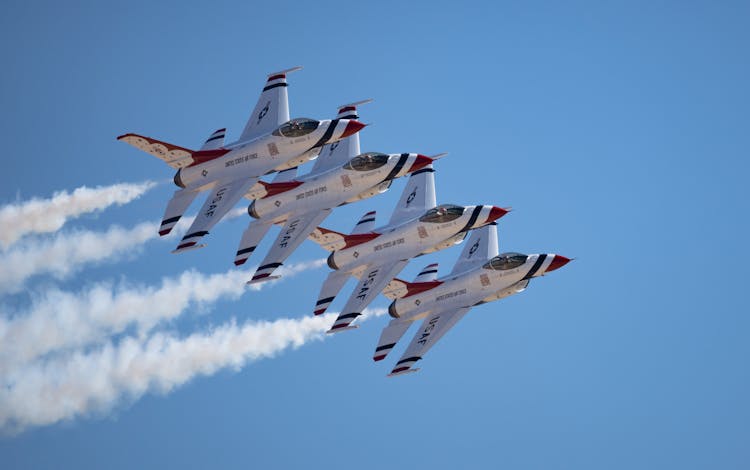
[308, 166, 509, 333]
[117, 67, 365, 253]
[374, 223, 570, 376]
[233, 100, 442, 284]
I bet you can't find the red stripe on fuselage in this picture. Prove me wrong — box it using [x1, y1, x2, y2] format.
[187, 148, 232, 167]
[259, 180, 305, 198]
[403, 280, 443, 298]
[342, 232, 380, 249]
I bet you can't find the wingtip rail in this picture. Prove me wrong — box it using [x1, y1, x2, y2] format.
[171, 243, 206, 254]
[387, 368, 420, 378]
[326, 325, 359, 334]
[246, 275, 280, 286]
[337, 98, 374, 109]
[270, 66, 303, 77]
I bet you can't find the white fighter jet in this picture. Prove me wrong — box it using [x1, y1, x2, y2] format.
[117, 67, 365, 253]
[308, 167, 509, 333]
[374, 223, 570, 376]
[233, 100, 441, 284]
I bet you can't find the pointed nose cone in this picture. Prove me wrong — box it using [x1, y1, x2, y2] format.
[546, 255, 571, 273]
[408, 154, 433, 173]
[340, 120, 366, 139]
[487, 206, 509, 223]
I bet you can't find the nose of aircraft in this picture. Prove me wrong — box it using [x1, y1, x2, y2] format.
[407, 154, 433, 173]
[487, 206, 509, 223]
[546, 255, 571, 273]
[340, 120, 366, 138]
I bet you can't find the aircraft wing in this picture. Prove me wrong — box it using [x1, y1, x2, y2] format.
[173, 177, 259, 253]
[388, 306, 472, 376]
[158, 188, 200, 236]
[327, 259, 408, 333]
[448, 223, 499, 276]
[248, 209, 332, 283]
[238, 66, 301, 143]
[387, 164, 436, 225]
[234, 220, 274, 266]
[117, 133, 194, 169]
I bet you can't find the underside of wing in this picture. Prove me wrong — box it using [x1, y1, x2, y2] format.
[234, 220, 274, 266]
[373, 318, 412, 361]
[327, 259, 408, 333]
[159, 188, 201, 236]
[117, 133, 195, 169]
[313, 270, 351, 315]
[248, 209, 332, 284]
[173, 177, 259, 253]
[388, 306, 472, 377]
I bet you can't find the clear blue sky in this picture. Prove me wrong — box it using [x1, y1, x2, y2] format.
[2, 1, 749, 468]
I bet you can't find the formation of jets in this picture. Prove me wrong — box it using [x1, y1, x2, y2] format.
[118, 67, 571, 376]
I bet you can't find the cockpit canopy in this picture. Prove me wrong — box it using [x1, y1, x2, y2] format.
[273, 118, 320, 138]
[343, 152, 390, 171]
[483, 252, 529, 271]
[419, 204, 465, 223]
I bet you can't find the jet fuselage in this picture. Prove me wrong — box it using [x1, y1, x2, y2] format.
[174, 118, 360, 190]
[327, 204, 506, 273]
[248, 153, 432, 222]
[388, 253, 568, 321]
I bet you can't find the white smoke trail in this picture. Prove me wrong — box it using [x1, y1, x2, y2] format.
[0, 222, 156, 294]
[0, 207, 249, 294]
[0, 181, 156, 249]
[0, 308, 386, 433]
[0, 259, 325, 369]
